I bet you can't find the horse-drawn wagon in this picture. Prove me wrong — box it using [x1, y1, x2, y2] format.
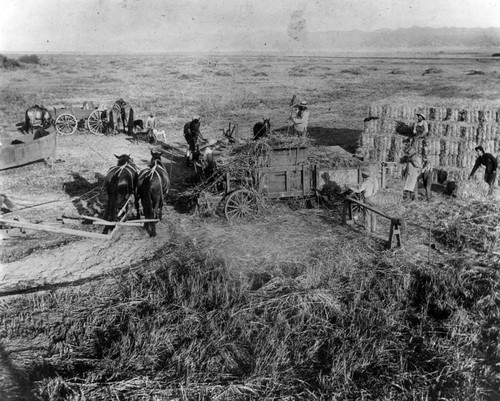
[193, 140, 323, 220]
[50, 101, 107, 136]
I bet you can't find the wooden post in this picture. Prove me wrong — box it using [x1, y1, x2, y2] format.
[387, 218, 403, 249]
[343, 200, 354, 225]
[381, 163, 387, 189]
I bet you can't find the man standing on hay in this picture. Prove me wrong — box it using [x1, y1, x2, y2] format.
[350, 167, 379, 233]
[469, 146, 498, 196]
[413, 113, 429, 159]
[274, 98, 310, 136]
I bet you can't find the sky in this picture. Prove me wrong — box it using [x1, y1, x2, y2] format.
[1, 0, 500, 52]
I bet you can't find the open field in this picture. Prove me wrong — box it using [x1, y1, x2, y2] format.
[1, 53, 500, 400]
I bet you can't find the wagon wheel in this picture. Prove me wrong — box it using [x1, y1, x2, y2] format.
[349, 191, 365, 222]
[224, 189, 259, 221]
[87, 110, 107, 136]
[55, 113, 77, 135]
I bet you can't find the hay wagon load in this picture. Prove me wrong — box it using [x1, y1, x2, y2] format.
[194, 135, 362, 220]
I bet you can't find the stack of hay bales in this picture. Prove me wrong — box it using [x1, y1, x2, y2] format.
[357, 98, 500, 191]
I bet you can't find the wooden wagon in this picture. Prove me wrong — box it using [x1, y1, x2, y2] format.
[195, 145, 319, 220]
[50, 101, 107, 136]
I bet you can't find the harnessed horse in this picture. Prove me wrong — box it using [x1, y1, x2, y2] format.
[138, 150, 170, 237]
[253, 118, 271, 140]
[24, 105, 53, 135]
[106, 99, 134, 135]
[103, 154, 140, 233]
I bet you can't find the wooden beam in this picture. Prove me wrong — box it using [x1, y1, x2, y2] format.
[0, 218, 109, 240]
[346, 196, 400, 223]
[92, 221, 144, 227]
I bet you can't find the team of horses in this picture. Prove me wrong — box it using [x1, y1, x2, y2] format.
[103, 150, 170, 237]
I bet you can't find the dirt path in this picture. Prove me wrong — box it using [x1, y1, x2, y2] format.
[0, 216, 173, 295]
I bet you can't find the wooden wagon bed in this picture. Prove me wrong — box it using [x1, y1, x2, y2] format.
[0, 132, 57, 170]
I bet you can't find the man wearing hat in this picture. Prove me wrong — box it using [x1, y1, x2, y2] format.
[403, 146, 422, 201]
[289, 100, 310, 136]
[350, 166, 379, 232]
[273, 98, 310, 136]
[184, 116, 207, 167]
[145, 112, 157, 143]
[413, 113, 429, 159]
[469, 145, 498, 196]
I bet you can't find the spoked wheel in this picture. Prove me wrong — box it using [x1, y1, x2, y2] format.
[55, 113, 77, 135]
[87, 109, 107, 136]
[224, 189, 259, 221]
[350, 191, 365, 215]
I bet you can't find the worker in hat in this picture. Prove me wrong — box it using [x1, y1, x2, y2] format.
[289, 100, 309, 136]
[349, 166, 379, 232]
[469, 145, 498, 196]
[413, 113, 429, 159]
[273, 98, 310, 136]
[145, 112, 157, 144]
[403, 146, 422, 201]
[184, 116, 207, 167]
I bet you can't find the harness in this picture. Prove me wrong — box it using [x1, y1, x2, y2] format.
[107, 162, 138, 188]
[139, 161, 169, 207]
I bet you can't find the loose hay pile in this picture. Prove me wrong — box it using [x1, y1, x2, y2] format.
[433, 200, 500, 253]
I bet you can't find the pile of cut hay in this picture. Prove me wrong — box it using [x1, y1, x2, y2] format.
[308, 146, 361, 168]
[216, 133, 313, 174]
[433, 200, 500, 253]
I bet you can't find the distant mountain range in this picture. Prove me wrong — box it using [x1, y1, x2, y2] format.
[200, 27, 500, 54]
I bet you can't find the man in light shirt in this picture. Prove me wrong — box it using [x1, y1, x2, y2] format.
[350, 167, 379, 232]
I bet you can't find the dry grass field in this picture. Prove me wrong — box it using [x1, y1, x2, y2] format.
[1, 52, 500, 400]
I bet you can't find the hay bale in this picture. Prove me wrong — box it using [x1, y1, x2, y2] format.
[447, 180, 490, 199]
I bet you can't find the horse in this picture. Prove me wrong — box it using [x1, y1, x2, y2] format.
[103, 154, 140, 233]
[184, 118, 202, 166]
[117, 99, 135, 135]
[24, 105, 53, 135]
[105, 102, 122, 136]
[138, 150, 170, 237]
[106, 99, 134, 135]
[253, 118, 271, 140]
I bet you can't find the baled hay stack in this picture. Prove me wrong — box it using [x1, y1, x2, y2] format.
[359, 97, 500, 182]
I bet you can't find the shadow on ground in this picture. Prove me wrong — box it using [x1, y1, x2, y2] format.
[308, 126, 363, 153]
[62, 172, 105, 217]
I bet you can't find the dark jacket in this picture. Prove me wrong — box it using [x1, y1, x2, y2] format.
[470, 153, 498, 177]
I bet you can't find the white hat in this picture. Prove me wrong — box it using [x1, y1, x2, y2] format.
[360, 167, 371, 176]
[192, 115, 200, 121]
[300, 100, 308, 106]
